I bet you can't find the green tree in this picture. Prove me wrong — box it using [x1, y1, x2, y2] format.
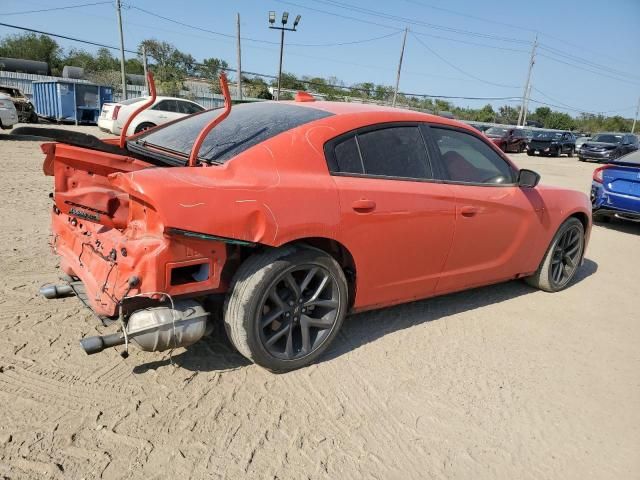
[545, 111, 575, 130]
[0, 33, 62, 73]
[196, 57, 229, 93]
[139, 39, 193, 95]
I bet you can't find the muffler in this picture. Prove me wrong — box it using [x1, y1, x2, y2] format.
[80, 300, 209, 355]
[40, 284, 74, 299]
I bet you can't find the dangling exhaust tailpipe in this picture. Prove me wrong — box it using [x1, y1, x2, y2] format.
[80, 300, 209, 355]
[40, 284, 74, 299]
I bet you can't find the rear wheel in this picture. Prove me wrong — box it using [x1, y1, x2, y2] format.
[134, 122, 156, 134]
[224, 247, 348, 372]
[525, 218, 585, 292]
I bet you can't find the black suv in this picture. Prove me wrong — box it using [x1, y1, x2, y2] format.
[578, 132, 639, 162]
[0, 85, 37, 123]
[527, 130, 576, 157]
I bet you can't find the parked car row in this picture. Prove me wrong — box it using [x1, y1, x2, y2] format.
[0, 93, 18, 130]
[98, 96, 206, 135]
[578, 132, 639, 162]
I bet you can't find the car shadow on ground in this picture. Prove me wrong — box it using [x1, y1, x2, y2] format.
[593, 219, 640, 235]
[320, 258, 598, 365]
[133, 259, 598, 374]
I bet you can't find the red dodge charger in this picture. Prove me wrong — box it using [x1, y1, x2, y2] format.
[21, 80, 591, 372]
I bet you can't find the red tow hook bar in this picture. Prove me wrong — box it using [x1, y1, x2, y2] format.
[119, 71, 157, 148]
[187, 72, 232, 167]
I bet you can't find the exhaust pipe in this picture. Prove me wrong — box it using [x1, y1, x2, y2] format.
[80, 300, 209, 356]
[80, 332, 125, 355]
[40, 284, 74, 299]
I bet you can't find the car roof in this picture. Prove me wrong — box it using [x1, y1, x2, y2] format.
[277, 100, 477, 132]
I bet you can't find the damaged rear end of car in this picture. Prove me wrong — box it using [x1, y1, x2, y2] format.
[39, 73, 241, 357]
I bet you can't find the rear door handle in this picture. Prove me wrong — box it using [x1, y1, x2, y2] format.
[352, 199, 376, 213]
[460, 205, 479, 217]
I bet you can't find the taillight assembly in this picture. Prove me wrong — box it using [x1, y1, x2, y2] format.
[112, 105, 121, 120]
[593, 166, 608, 184]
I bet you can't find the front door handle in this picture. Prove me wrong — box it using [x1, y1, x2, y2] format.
[352, 199, 376, 213]
[460, 206, 479, 217]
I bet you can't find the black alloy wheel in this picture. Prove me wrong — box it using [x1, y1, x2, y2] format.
[258, 265, 340, 360]
[549, 223, 583, 289]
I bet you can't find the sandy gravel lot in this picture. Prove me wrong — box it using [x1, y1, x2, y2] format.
[0, 125, 638, 479]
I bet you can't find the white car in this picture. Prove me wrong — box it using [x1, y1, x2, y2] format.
[98, 96, 206, 135]
[0, 93, 18, 130]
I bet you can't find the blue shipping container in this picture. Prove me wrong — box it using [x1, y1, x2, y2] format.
[32, 81, 113, 124]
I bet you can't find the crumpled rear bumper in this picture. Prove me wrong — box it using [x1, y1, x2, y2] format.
[51, 208, 229, 317]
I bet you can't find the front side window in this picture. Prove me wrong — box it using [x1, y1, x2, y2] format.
[431, 127, 515, 184]
[330, 126, 432, 180]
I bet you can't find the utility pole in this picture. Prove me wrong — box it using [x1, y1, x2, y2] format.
[517, 34, 537, 126]
[632, 96, 640, 133]
[269, 11, 301, 101]
[115, 0, 127, 100]
[236, 13, 242, 101]
[141, 45, 148, 94]
[522, 84, 532, 126]
[392, 27, 408, 108]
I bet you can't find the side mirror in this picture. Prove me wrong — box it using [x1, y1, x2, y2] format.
[518, 169, 540, 188]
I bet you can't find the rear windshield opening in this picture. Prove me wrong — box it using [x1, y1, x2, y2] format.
[129, 102, 333, 165]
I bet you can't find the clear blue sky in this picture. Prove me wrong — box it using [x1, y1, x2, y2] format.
[2, 0, 639, 116]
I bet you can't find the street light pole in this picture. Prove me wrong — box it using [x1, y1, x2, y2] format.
[269, 11, 301, 101]
[277, 28, 285, 101]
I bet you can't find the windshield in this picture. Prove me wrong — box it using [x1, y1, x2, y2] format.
[485, 127, 507, 136]
[131, 102, 333, 164]
[533, 131, 562, 140]
[592, 133, 622, 144]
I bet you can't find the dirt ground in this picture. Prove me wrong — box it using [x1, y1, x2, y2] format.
[0, 125, 638, 480]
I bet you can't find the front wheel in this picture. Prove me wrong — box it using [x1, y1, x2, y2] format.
[224, 247, 348, 372]
[568, 147, 574, 157]
[525, 217, 585, 292]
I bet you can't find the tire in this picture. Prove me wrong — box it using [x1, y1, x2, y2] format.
[134, 122, 156, 134]
[578, 157, 585, 162]
[525, 217, 585, 292]
[553, 146, 561, 157]
[568, 147, 574, 157]
[526, 151, 534, 156]
[224, 246, 348, 372]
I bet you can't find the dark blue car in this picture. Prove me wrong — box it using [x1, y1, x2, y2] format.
[591, 150, 640, 222]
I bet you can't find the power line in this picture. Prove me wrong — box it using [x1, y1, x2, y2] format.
[538, 43, 640, 82]
[0, 1, 113, 16]
[128, 5, 401, 48]
[410, 33, 520, 89]
[309, 0, 531, 44]
[411, 30, 529, 54]
[537, 53, 640, 87]
[532, 87, 636, 115]
[0, 21, 138, 54]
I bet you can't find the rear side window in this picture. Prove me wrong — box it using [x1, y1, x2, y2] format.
[178, 101, 204, 114]
[330, 126, 433, 180]
[334, 136, 362, 173]
[431, 127, 514, 184]
[133, 102, 333, 164]
[154, 100, 179, 112]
